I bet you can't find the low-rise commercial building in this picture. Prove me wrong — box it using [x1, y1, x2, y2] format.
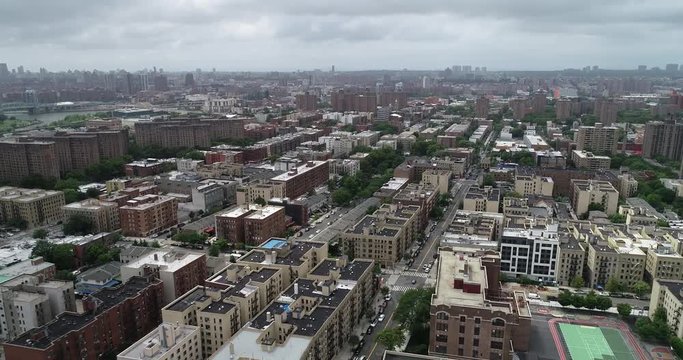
[430, 247, 530, 359]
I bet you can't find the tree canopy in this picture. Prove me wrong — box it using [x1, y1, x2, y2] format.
[376, 328, 406, 351]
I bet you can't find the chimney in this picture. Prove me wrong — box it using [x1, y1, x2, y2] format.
[294, 283, 299, 295]
[266, 311, 272, 322]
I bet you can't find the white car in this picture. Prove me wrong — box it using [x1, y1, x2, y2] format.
[378, 314, 386, 322]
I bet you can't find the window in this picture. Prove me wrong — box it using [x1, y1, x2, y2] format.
[459, 325, 465, 333]
[474, 327, 480, 335]
[459, 337, 464, 344]
[474, 317, 481, 324]
[492, 318, 505, 327]
[473, 339, 479, 347]
[436, 334, 448, 343]
[436, 322, 448, 331]
[436, 312, 449, 320]
[491, 341, 504, 349]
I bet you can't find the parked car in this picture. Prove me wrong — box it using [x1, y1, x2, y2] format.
[411, 279, 417, 284]
[384, 294, 392, 301]
[366, 326, 373, 335]
[378, 314, 386, 322]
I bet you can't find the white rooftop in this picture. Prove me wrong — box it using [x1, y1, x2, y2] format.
[122, 251, 203, 274]
[209, 326, 311, 360]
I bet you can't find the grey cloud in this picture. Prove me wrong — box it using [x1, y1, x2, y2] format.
[0, 0, 682, 71]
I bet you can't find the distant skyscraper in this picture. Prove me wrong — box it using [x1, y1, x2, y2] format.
[481, 66, 487, 72]
[452, 65, 462, 72]
[154, 75, 169, 91]
[592, 65, 599, 71]
[23, 89, 38, 105]
[462, 65, 472, 72]
[638, 65, 647, 71]
[643, 121, 683, 161]
[475, 96, 490, 118]
[17, 65, 24, 74]
[666, 64, 679, 72]
[0, 63, 9, 80]
[185, 73, 195, 87]
[331, 65, 335, 73]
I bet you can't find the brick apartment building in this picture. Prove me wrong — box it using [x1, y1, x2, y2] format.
[134, 117, 244, 148]
[215, 204, 286, 246]
[270, 160, 329, 199]
[3, 277, 163, 360]
[119, 195, 178, 237]
[430, 247, 531, 360]
[0, 140, 60, 183]
[295, 91, 317, 111]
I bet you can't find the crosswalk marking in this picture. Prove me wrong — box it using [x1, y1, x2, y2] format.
[401, 271, 431, 278]
[391, 285, 413, 292]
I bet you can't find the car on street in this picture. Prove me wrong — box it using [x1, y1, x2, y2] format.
[424, 268, 430, 273]
[378, 314, 385, 322]
[411, 279, 417, 284]
[384, 294, 392, 301]
[366, 326, 373, 335]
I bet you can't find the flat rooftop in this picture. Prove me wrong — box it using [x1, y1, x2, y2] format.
[123, 251, 203, 273]
[434, 250, 487, 308]
[11, 277, 159, 349]
[118, 323, 199, 360]
[210, 327, 311, 360]
[245, 205, 283, 220]
[165, 286, 211, 312]
[270, 160, 326, 182]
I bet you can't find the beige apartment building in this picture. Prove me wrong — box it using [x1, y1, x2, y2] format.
[0, 187, 65, 228]
[430, 247, 531, 360]
[117, 323, 202, 360]
[585, 233, 645, 289]
[574, 123, 619, 155]
[162, 265, 286, 357]
[514, 173, 554, 197]
[571, 180, 619, 216]
[210, 258, 375, 360]
[555, 233, 586, 287]
[235, 181, 285, 205]
[463, 187, 500, 213]
[236, 238, 328, 285]
[571, 150, 611, 171]
[645, 244, 683, 282]
[119, 194, 178, 237]
[342, 203, 419, 267]
[649, 280, 683, 337]
[421, 169, 452, 195]
[62, 198, 120, 233]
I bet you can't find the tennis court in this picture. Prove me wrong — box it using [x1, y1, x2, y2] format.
[558, 323, 636, 360]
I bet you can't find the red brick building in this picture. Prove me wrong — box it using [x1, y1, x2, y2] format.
[271, 160, 329, 200]
[215, 205, 286, 246]
[3, 277, 163, 360]
[119, 195, 178, 237]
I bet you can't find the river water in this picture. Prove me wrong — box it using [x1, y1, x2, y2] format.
[3, 110, 107, 124]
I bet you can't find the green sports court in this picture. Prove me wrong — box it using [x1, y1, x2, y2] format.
[558, 323, 637, 360]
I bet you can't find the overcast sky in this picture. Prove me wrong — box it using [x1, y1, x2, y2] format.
[2, 0, 683, 72]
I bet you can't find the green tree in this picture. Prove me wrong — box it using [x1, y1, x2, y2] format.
[208, 244, 220, 257]
[349, 335, 360, 346]
[381, 286, 390, 295]
[32, 228, 48, 239]
[595, 296, 613, 311]
[605, 277, 624, 293]
[85, 187, 101, 198]
[571, 294, 585, 308]
[173, 231, 207, 245]
[32, 240, 75, 271]
[630, 281, 650, 297]
[332, 188, 353, 206]
[617, 303, 632, 318]
[587, 202, 605, 212]
[63, 214, 94, 236]
[671, 337, 683, 359]
[151, 241, 161, 248]
[429, 206, 444, 220]
[482, 174, 495, 187]
[558, 291, 573, 307]
[366, 205, 378, 215]
[570, 275, 584, 289]
[254, 197, 267, 206]
[583, 292, 598, 310]
[85, 244, 119, 265]
[394, 288, 434, 331]
[608, 213, 627, 224]
[376, 328, 406, 351]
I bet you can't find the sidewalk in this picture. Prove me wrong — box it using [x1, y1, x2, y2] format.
[334, 293, 386, 360]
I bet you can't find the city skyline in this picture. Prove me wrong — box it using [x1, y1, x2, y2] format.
[1, 0, 683, 72]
